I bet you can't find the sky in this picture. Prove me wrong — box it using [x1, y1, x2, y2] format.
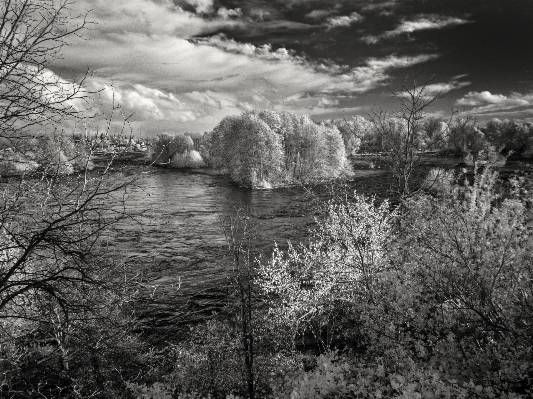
[51, 0, 533, 137]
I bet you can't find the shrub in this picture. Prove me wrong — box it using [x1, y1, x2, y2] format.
[257, 167, 533, 397]
[171, 150, 206, 168]
[257, 193, 397, 352]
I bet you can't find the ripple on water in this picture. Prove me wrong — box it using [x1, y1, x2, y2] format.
[107, 168, 393, 340]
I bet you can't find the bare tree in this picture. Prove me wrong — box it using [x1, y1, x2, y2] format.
[368, 72, 444, 197]
[0, 0, 88, 144]
[0, 1, 144, 397]
[0, 168, 142, 397]
[222, 208, 257, 399]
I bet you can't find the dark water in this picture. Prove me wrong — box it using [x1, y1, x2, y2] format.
[105, 167, 389, 339]
[101, 156, 532, 340]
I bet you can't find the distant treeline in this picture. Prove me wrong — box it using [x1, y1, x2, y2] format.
[325, 116, 533, 157]
[0, 135, 91, 176]
[148, 111, 533, 187]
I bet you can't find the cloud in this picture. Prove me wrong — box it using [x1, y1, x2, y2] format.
[194, 34, 305, 62]
[72, 47, 436, 133]
[88, 80, 193, 122]
[77, 78, 257, 135]
[397, 78, 471, 99]
[233, 19, 317, 38]
[249, 8, 272, 22]
[69, 0, 244, 39]
[62, 23, 439, 132]
[193, 35, 439, 94]
[217, 7, 243, 19]
[361, 1, 398, 11]
[457, 108, 533, 122]
[456, 91, 533, 114]
[305, 10, 332, 20]
[52, 0, 443, 133]
[174, 0, 215, 14]
[325, 54, 440, 93]
[325, 12, 364, 30]
[194, 34, 314, 65]
[362, 14, 471, 43]
[274, 92, 363, 117]
[423, 81, 471, 95]
[456, 91, 525, 106]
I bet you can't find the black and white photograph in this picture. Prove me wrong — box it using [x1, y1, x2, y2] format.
[1, 0, 532, 397]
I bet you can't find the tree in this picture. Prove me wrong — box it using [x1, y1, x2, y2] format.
[210, 115, 240, 171]
[447, 116, 485, 156]
[209, 110, 349, 187]
[0, 140, 142, 397]
[222, 209, 257, 399]
[483, 119, 533, 156]
[328, 117, 369, 155]
[0, 0, 87, 145]
[0, 1, 142, 397]
[422, 117, 449, 150]
[321, 123, 348, 178]
[173, 132, 194, 155]
[151, 132, 179, 163]
[369, 73, 443, 196]
[211, 113, 285, 187]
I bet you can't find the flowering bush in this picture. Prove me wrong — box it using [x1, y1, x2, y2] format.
[257, 193, 397, 351]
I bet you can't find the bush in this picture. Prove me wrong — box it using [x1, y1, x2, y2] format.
[257, 193, 397, 352]
[171, 150, 206, 168]
[255, 167, 533, 397]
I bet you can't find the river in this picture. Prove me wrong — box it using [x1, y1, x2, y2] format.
[105, 166, 391, 341]
[109, 154, 526, 341]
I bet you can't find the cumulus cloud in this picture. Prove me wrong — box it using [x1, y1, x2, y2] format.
[88, 80, 192, 121]
[362, 14, 471, 43]
[326, 12, 364, 30]
[456, 91, 527, 106]
[456, 91, 533, 114]
[52, 0, 443, 133]
[78, 78, 257, 135]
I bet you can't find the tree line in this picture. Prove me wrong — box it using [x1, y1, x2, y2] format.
[149, 112, 533, 189]
[328, 115, 533, 157]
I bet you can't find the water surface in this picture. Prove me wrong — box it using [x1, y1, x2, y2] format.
[108, 167, 387, 338]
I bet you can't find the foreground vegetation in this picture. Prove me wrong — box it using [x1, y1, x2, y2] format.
[116, 164, 532, 399]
